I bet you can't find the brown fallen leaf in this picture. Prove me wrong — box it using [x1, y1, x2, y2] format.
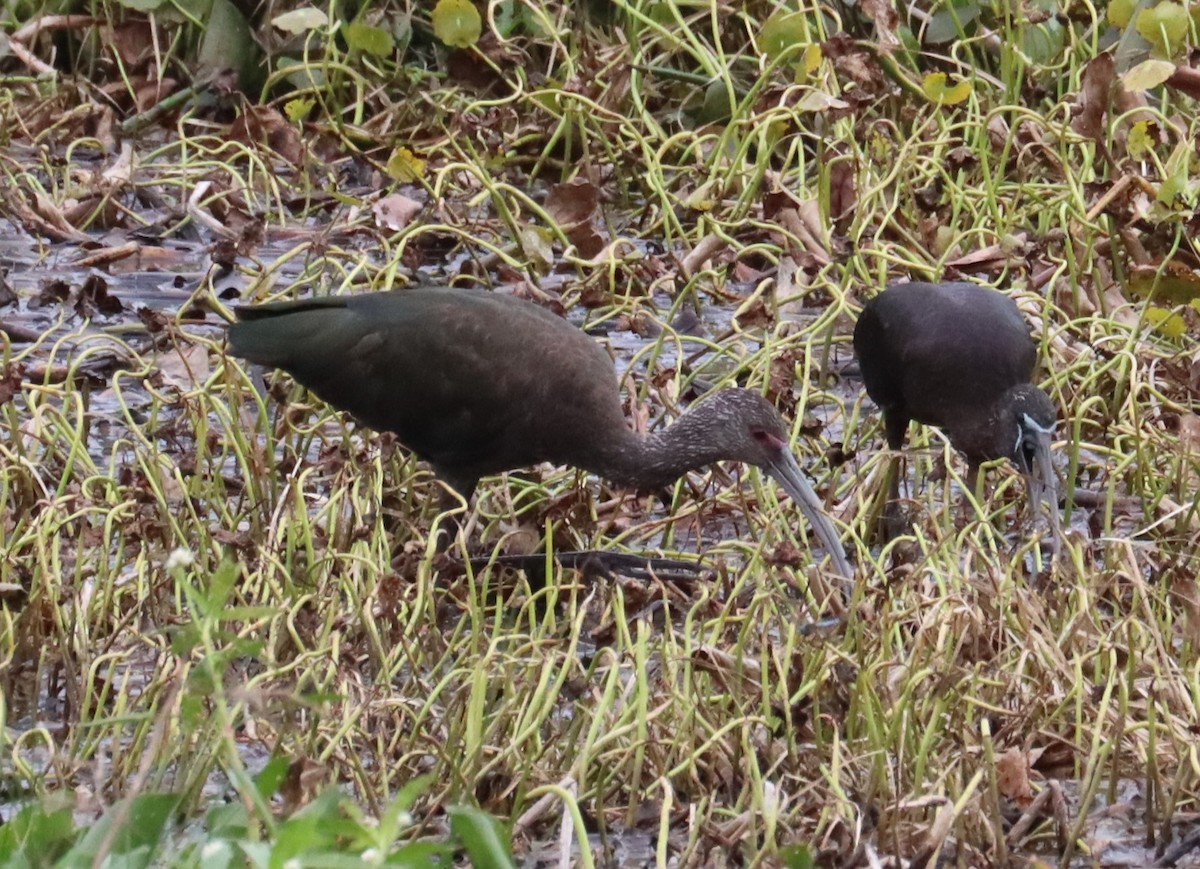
[545, 178, 598, 229]
[996, 747, 1035, 806]
[372, 192, 422, 231]
[1072, 51, 1115, 145]
[156, 343, 211, 390]
[230, 105, 305, 166]
[1166, 64, 1200, 100]
[74, 275, 124, 318]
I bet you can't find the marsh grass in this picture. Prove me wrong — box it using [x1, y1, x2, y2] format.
[1, 0, 1198, 864]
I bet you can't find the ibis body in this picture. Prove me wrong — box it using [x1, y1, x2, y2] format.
[229, 288, 851, 576]
[853, 281, 1058, 536]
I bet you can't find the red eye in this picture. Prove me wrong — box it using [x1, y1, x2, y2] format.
[752, 429, 771, 443]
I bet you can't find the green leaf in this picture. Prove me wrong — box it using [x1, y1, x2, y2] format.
[386, 147, 427, 183]
[1122, 58, 1176, 90]
[205, 802, 249, 839]
[1022, 19, 1065, 66]
[197, 839, 234, 869]
[377, 775, 433, 841]
[253, 756, 293, 801]
[1136, 1, 1189, 57]
[782, 843, 816, 869]
[925, 0, 981, 43]
[271, 7, 328, 33]
[1108, 0, 1135, 27]
[1145, 305, 1187, 337]
[1126, 120, 1155, 158]
[117, 0, 168, 10]
[759, 11, 808, 62]
[62, 794, 182, 867]
[449, 806, 516, 869]
[285, 97, 315, 122]
[197, 0, 257, 87]
[922, 72, 972, 104]
[345, 22, 395, 57]
[432, 0, 483, 47]
[517, 225, 554, 269]
[203, 557, 240, 616]
[277, 56, 328, 89]
[0, 801, 77, 865]
[1159, 139, 1196, 206]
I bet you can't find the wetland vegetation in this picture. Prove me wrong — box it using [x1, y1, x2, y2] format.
[0, 0, 1198, 865]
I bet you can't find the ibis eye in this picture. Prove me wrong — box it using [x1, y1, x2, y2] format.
[751, 429, 771, 443]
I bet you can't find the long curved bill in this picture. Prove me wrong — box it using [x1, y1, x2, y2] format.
[765, 450, 854, 582]
[1024, 428, 1062, 556]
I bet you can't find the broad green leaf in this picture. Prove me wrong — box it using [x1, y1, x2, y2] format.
[198, 839, 234, 869]
[62, 794, 182, 867]
[285, 97, 315, 122]
[782, 843, 816, 869]
[271, 7, 328, 33]
[801, 43, 822, 75]
[1159, 140, 1196, 206]
[518, 225, 553, 269]
[432, 0, 483, 48]
[345, 21, 395, 57]
[449, 806, 517, 869]
[278, 56, 328, 89]
[760, 11, 808, 62]
[1128, 266, 1200, 303]
[1145, 305, 1187, 337]
[1136, 1, 1189, 57]
[386, 147, 426, 182]
[117, 0, 168, 10]
[1108, 0, 1135, 26]
[198, 0, 256, 87]
[254, 756, 293, 800]
[1122, 58, 1176, 90]
[925, 0, 981, 43]
[0, 802, 76, 864]
[1022, 19, 1065, 65]
[922, 72, 972, 104]
[1127, 120, 1155, 158]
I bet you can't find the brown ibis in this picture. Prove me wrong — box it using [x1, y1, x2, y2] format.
[852, 281, 1060, 543]
[228, 287, 852, 578]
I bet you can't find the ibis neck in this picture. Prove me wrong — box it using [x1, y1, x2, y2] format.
[586, 414, 730, 491]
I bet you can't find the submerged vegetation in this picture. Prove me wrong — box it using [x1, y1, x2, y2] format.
[0, 0, 1198, 864]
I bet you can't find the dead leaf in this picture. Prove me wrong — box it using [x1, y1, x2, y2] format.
[1166, 64, 1200, 100]
[31, 279, 70, 309]
[944, 233, 1027, 272]
[545, 179, 607, 259]
[0, 365, 22, 407]
[135, 76, 178, 114]
[822, 34, 886, 91]
[997, 748, 1035, 805]
[1071, 51, 1115, 144]
[860, 0, 900, 48]
[1178, 412, 1200, 450]
[828, 157, 857, 226]
[545, 179, 598, 229]
[0, 270, 15, 308]
[107, 20, 157, 69]
[74, 275, 124, 318]
[773, 202, 830, 268]
[566, 224, 606, 259]
[230, 105, 305, 166]
[372, 193, 422, 231]
[157, 343, 211, 390]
